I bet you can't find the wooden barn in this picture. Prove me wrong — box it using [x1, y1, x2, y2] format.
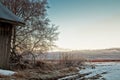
[0, 2, 24, 69]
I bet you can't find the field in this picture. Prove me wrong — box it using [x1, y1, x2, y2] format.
[43, 48, 120, 61]
[58, 62, 120, 80]
[0, 48, 120, 79]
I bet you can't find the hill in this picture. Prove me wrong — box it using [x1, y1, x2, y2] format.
[45, 48, 120, 60]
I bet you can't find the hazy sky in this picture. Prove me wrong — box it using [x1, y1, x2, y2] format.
[48, 0, 120, 50]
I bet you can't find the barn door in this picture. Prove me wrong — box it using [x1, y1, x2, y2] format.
[0, 23, 12, 69]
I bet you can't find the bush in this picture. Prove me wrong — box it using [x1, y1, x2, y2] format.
[59, 53, 86, 67]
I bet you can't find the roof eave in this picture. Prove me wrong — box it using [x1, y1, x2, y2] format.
[0, 18, 25, 26]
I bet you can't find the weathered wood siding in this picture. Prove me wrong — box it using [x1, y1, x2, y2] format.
[0, 23, 12, 69]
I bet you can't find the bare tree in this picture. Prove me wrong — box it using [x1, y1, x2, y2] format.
[1, 0, 59, 55]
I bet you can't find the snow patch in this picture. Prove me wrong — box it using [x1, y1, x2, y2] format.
[0, 69, 16, 76]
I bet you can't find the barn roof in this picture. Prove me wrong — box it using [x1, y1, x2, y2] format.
[0, 2, 24, 25]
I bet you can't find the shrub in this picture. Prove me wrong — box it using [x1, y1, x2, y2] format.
[59, 52, 86, 67]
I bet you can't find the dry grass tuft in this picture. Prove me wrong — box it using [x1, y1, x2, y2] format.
[12, 71, 30, 78]
[35, 60, 55, 71]
[0, 74, 9, 78]
[59, 67, 79, 73]
[12, 73, 25, 78]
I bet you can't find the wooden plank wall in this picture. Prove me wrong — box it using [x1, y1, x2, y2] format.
[0, 23, 12, 69]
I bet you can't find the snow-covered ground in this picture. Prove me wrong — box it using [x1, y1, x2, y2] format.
[59, 62, 120, 80]
[0, 69, 16, 76]
[80, 62, 120, 80]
